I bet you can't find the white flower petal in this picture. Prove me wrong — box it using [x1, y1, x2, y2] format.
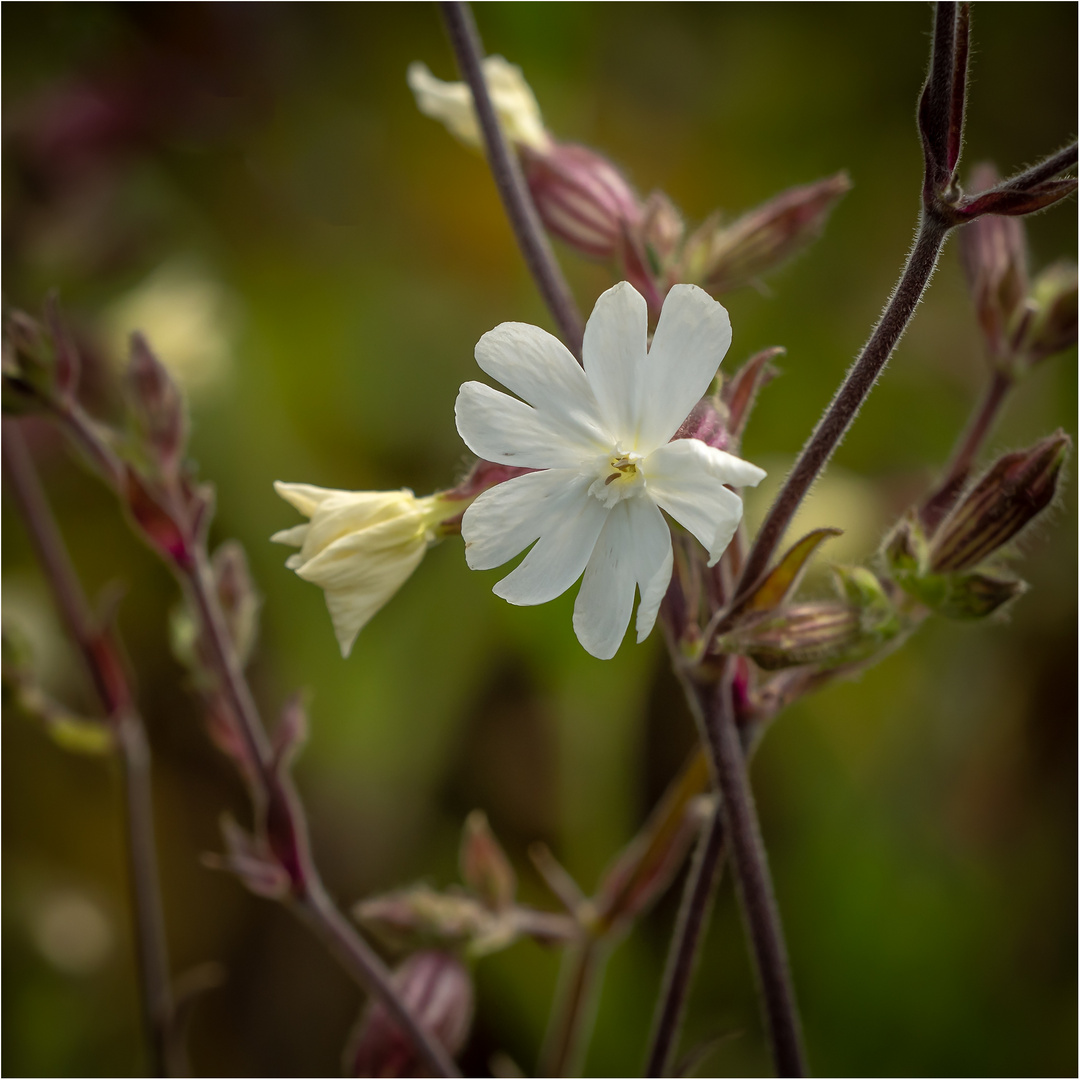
[475, 322, 612, 449]
[461, 469, 587, 571]
[571, 497, 673, 658]
[645, 439, 750, 566]
[582, 282, 649, 441]
[270, 524, 309, 548]
[319, 543, 428, 657]
[455, 379, 603, 468]
[572, 502, 637, 659]
[489, 480, 609, 606]
[636, 285, 733, 451]
[273, 481, 343, 517]
[699, 446, 768, 488]
[628, 498, 675, 643]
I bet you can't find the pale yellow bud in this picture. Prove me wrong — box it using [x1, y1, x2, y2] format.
[407, 56, 552, 154]
[272, 482, 464, 657]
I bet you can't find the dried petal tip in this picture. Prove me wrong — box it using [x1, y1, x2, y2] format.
[523, 142, 642, 260]
[345, 951, 474, 1078]
[407, 56, 551, 153]
[929, 431, 1070, 572]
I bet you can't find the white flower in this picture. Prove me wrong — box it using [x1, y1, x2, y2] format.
[455, 282, 766, 660]
[407, 56, 551, 154]
[272, 483, 462, 657]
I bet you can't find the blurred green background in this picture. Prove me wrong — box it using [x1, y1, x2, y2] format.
[2, 4, 1075, 1076]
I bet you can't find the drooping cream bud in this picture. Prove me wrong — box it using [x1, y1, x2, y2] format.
[407, 56, 552, 154]
[272, 482, 467, 657]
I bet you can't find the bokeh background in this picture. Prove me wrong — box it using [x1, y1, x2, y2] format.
[2, 4, 1076, 1076]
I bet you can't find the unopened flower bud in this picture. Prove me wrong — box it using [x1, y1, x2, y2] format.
[272, 483, 469, 657]
[346, 951, 474, 1078]
[718, 603, 863, 670]
[522, 142, 642, 260]
[355, 885, 491, 950]
[460, 811, 516, 912]
[639, 190, 685, 270]
[407, 57, 551, 154]
[672, 396, 729, 452]
[2, 309, 77, 409]
[959, 164, 1029, 362]
[929, 431, 1070, 572]
[1013, 261, 1078, 366]
[126, 332, 187, 475]
[211, 541, 261, 668]
[682, 173, 851, 294]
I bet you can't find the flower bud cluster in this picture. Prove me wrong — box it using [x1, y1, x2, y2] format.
[960, 164, 1078, 377]
[885, 432, 1068, 620]
[407, 57, 849, 315]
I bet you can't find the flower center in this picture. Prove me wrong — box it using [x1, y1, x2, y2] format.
[588, 450, 645, 508]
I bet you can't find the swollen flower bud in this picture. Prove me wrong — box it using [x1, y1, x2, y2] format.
[407, 57, 551, 154]
[682, 173, 851, 294]
[346, 951, 474, 1078]
[522, 142, 642, 260]
[958, 164, 1029, 362]
[929, 431, 1070, 572]
[272, 483, 468, 657]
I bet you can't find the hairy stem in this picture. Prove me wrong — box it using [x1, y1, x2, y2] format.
[2, 421, 178, 1077]
[734, 211, 950, 603]
[921, 368, 1013, 529]
[440, 0, 586, 360]
[644, 806, 727, 1078]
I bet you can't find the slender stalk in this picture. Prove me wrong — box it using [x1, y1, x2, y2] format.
[734, 211, 950, 604]
[19, 405, 461, 1078]
[2, 421, 177, 1077]
[178, 551, 459, 1079]
[440, 0, 586, 360]
[921, 368, 1013, 529]
[644, 806, 727, 1078]
[539, 936, 606, 1078]
[696, 672, 806, 1077]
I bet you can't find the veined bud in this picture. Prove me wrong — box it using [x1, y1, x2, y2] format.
[1013, 261, 1078, 367]
[929, 431, 1070, 572]
[959, 164, 1029, 362]
[682, 172, 851, 294]
[672, 396, 729, 452]
[460, 811, 516, 912]
[407, 57, 551, 154]
[125, 333, 187, 476]
[124, 465, 192, 568]
[639, 190, 685, 271]
[272, 483, 469, 657]
[346, 951, 474, 1078]
[522, 142, 642, 260]
[718, 603, 864, 671]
